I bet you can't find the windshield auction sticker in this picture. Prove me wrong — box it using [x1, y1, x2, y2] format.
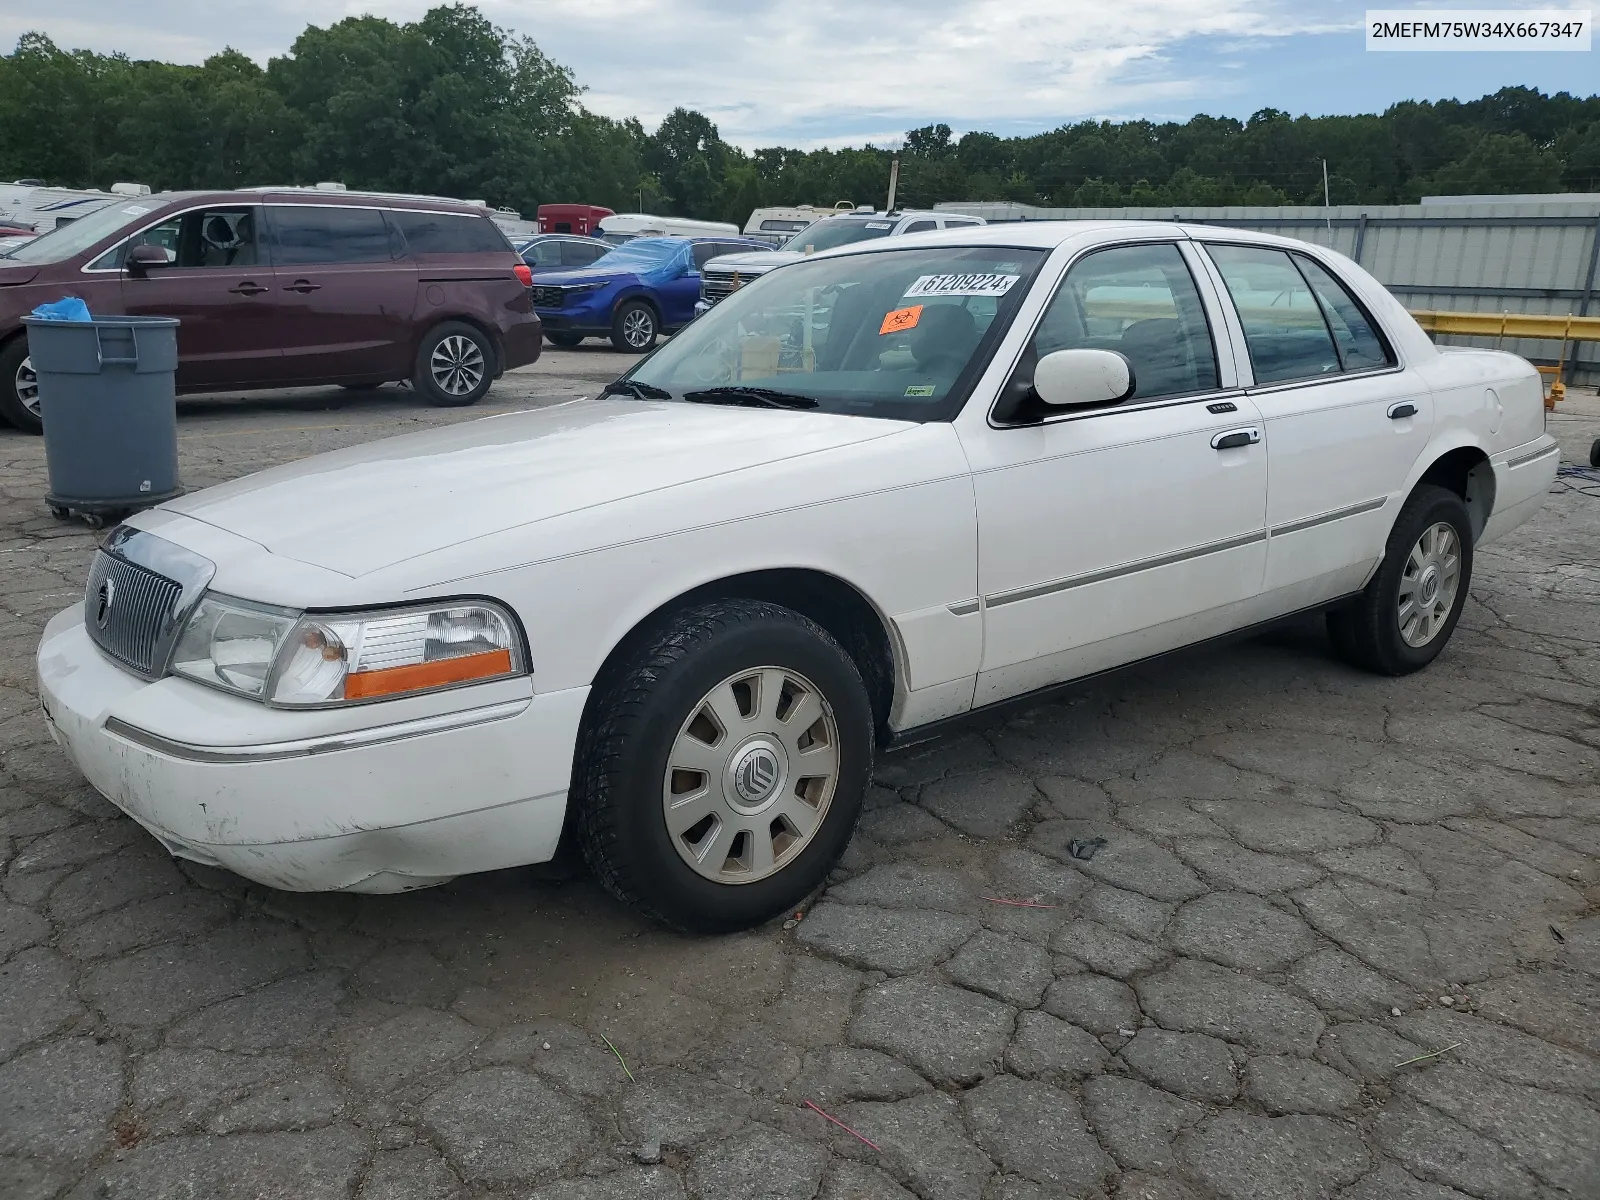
[904, 273, 1021, 299]
[880, 305, 924, 335]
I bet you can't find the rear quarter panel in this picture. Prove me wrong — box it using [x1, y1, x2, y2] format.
[411, 253, 538, 369]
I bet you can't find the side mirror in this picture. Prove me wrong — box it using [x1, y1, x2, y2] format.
[1033, 348, 1136, 407]
[125, 244, 171, 277]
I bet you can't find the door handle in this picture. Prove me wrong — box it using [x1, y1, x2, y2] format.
[228, 282, 268, 295]
[283, 280, 321, 293]
[1211, 427, 1262, 450]
[1388, 402, 1417, 420]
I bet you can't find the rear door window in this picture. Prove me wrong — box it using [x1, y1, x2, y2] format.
[561, 240, 607, 267]
[267, 206, 391, 265]
[1029, 242, 1219, 401]
[1292, 254, 1395, 372]
[1204, 244, 1343, 385]
[388, 210, 511, 255]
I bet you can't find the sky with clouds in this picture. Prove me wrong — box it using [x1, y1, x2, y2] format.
[2, 1, 1595, 147]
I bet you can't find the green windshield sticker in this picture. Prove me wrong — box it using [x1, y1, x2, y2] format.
[904, 384, 936, 397]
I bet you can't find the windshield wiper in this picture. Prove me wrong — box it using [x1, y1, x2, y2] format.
[682, 386, 819, 410]
[600, 379, 674, 400]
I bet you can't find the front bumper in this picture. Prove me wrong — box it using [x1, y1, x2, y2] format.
[37, 606, 587, 893]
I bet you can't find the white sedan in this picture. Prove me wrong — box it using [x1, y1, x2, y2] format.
[37, 222, 1557, 931]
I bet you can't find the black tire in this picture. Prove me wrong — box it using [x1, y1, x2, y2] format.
[0, 336, 42, 434]
[1327, 484, 1474, 676]
[546, 331, 584, 348]
[412, 321, 495, 407]
[573, 599, 874, 933]
[1590, 437, 1599, 469]
[610, 300, 658, 352]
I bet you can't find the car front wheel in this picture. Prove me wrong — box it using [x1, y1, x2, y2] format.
[610, 301, 657, 352]
[413, 322, 494, 407]
[1327, 483, 1473, 675]
[0, 337, 41, 434]
[573, 599, 873, 932]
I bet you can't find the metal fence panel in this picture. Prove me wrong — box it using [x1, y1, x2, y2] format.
[935, 200, 1600, 383]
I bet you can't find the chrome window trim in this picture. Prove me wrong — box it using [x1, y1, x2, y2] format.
[984, 528, 1269, 609]
[103, 698, 529, 763]
[79, 200, 490, 274]
[79, 201, 266, 275]
[984, 234, 1234, 430]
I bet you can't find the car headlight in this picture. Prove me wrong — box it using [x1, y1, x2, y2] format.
[563, 281, 607, 294]
[169, 595, 525, 706]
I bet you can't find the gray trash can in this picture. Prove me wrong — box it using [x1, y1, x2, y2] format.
[23, 314, 183, 524]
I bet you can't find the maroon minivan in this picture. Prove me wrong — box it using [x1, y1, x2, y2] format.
[0, 188, 541, 433]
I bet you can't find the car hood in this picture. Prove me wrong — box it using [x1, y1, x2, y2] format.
[0, 262, 42, 286]
[535, 266, 633, 287]
[159, 398, 910, 578]
[706, 251, 799, 272]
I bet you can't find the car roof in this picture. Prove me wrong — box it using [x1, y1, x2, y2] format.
[133, 188, 490, 216]
[804, 219, 1337, 256]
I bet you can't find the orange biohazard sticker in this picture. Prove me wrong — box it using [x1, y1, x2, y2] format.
[879, 304, 923, 335]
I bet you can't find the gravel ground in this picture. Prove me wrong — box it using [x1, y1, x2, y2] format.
[1, 356, 1596, 1200]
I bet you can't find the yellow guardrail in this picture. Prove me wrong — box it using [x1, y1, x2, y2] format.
[1409, 310, 1598, 407]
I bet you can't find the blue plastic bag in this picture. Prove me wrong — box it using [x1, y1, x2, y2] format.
[31, 296, 91, 322]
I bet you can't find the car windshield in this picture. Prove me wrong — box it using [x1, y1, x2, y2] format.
[622, 245, 1046, 421]
[787, 219, 898, 254]
[1, 200, 159, 263]
[588, 237, 686, 271]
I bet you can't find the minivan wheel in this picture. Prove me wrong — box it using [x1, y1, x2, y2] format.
[414, 322, 494, 407]
[574, 599, 873, 933]
[1327, 484, 1474, 676]
[611, 301, 657, 352]
[0, 337, 42, 434]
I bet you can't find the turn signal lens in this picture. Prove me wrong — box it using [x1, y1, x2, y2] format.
[345, 649, 514, 699]
[266, 602, 524, 706]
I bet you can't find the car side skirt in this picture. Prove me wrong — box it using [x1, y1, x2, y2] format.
[884, 592, 1363, 750]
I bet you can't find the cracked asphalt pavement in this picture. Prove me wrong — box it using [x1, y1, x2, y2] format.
[1, 356, 1597, 1200]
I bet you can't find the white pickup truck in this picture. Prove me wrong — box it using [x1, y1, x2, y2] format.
[697, 210, 985, 313]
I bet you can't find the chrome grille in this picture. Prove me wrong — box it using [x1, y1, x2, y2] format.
[84, 550, 183, 677]
[699, 271, 742, 305]
[529, 285, 565, 309]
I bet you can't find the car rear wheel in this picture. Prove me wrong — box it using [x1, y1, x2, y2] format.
[1327, 484, 1473, 675]
[0, 337, 42, 434]
[546, 331, 584, 348]
[611, 301, 657, 352]
[573, 599, 873, 933]
[413, 322, 494, 407]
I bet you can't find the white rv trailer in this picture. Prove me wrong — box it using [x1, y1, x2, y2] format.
[0, 181, 152, 234]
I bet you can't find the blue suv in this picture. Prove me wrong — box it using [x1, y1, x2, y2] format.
[530, 236, 773, 351]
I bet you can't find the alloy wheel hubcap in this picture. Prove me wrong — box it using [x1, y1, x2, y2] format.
[623, 310, 653, 347]
[1397, 521, 1461, 648]
[17, 355, 38, 415]
[662, 666, 839, 884]
[430, 335, 485, 396]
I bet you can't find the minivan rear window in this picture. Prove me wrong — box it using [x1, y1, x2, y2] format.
[389, 210, 511, 255]
[268, 205, 391, 265]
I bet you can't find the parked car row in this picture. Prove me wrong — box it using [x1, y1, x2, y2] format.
[529, 234, 773, 350]
[0, 187, 541, 432]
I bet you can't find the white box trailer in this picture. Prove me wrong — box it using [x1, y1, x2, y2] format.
[0, 181, 152, 234]
[598, 213, 741, 244]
